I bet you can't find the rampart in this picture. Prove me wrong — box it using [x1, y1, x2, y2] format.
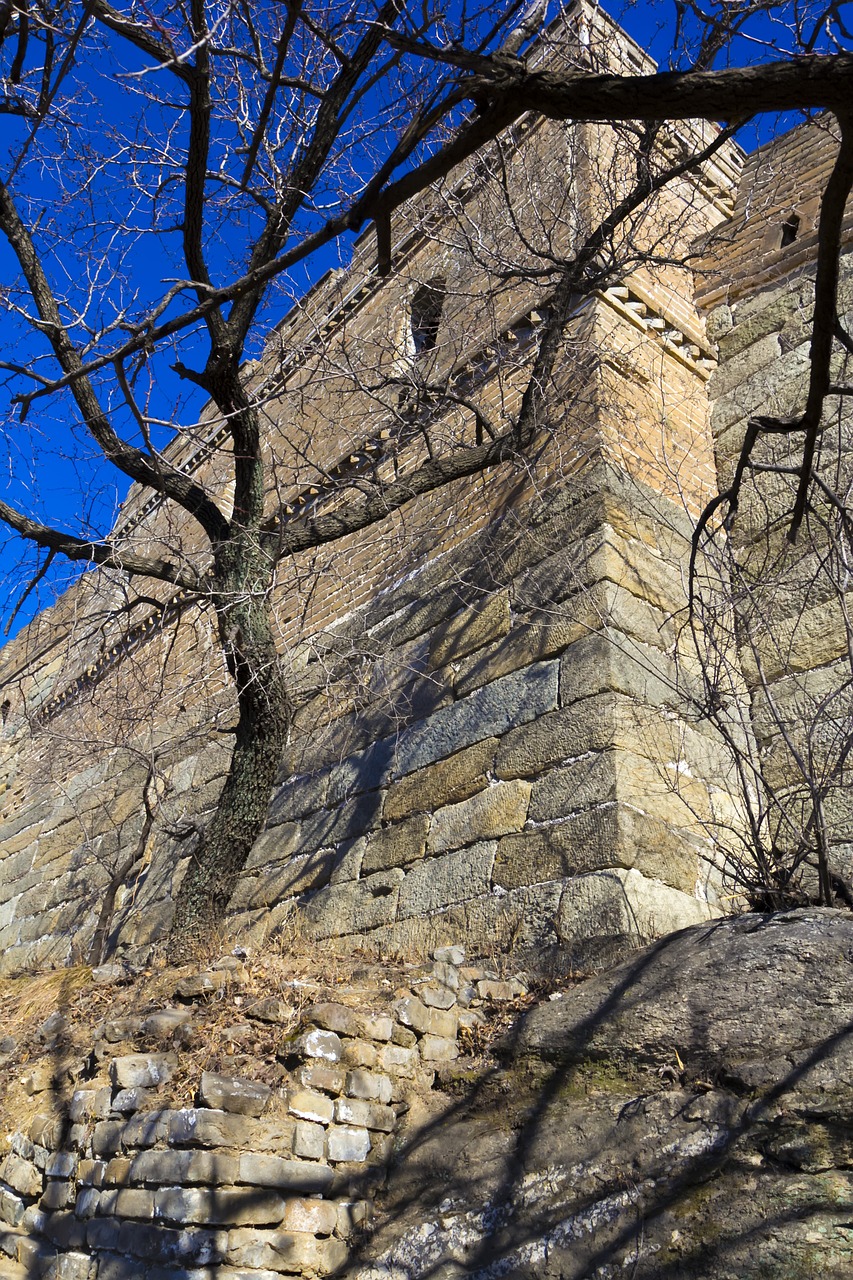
[1, 14, 850, 979]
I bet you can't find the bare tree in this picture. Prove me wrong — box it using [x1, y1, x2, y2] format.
[0, 0, 851, 948]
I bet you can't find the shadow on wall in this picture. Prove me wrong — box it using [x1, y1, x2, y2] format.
[2, 910, 853, 1278]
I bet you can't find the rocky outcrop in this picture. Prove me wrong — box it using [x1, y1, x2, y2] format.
[353, 909, 853, 1279]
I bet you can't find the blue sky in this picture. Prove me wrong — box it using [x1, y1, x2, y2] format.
[0, 0, 847, 642]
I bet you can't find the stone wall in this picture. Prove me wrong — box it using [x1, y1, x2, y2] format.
[696, 115, 853, 896]
[0, 945, 494, 1280]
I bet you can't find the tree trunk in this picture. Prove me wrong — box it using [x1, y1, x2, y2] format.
[169, 541, 290, 951]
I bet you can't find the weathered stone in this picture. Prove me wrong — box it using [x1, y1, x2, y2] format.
[292, 1120, 325, 1160]
[0, 1187, 25, 1227]
[69, 1087, 112, 1123]
[477, 979, 520, 1001]
[226, 1226, 348, 1274]
[361, 814, 430, 874]
[245, 995, 293, 1024]
[44, 1152, 76, 1180]
[428, 780, 531, 853]
[355, 1017, 391, 1048]
[334, 1097, 396, 1132]
[281, 1196, 338, 1236]
[167, 1108, 254, 1148]
[29, 1115, 63, 1150]
[397, 843, 496, 919]
[383, 739, 498, 823]
[119, 1110, 170, 1148]
[74, 1185, 101, 1217]
[429, 592, 511, 668]
[77, 1160, 107, 1187]
[305, 1001, 363, 1038]
[154, 1184, 286, 1226]
[557, 867, 718, 952]
[237, 1154, 334, 1192]
[296, 1062, 346, 1094]
[342, 1038, 379, 1067]
[394, 662, 560, 777]
[141, 1007, 194, 1038]
[379, 1043, 418, 1075]
[198, 1072, 271, 1117]
[419, 1034, 459, 1062]
[287, 1086, 335, 1125]
[129, 1149, 239, 1185]
[110, 1053, 177, 1090]
[103, 1016, 141, 1043]
[295, 1028, 343, 1062]
[434, 945, 465, 966]
[345, 1069, 393, 1104]
[19, 1062, 55, 1095]
[2, 1154, 43, 1198]
[111, 1086, 153, 1114]
[419, 982, 456, 1009]
[326, 1125, 371, 1163]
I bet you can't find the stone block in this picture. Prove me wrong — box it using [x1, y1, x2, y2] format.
[419, 1034, 460, 1062]
[428, 780, 531, 853]
[397, 843, 496, 919]
[341, 1039, 378, 1068]
[394, 662, 559, 778]
[281, 1197, 338, 1236]
[243, 820, 303, 872]
[74, 1186, 101, 1218]
[113, 1187, 156, 1219]
[420, 981, 456, 1009]
[303, 872, 403, 939]
[360, 814, 430, 874]
[54, 1252, 91, 1280]
[234, 848, 336, 910]
[154, 1185, 286, 1227]
[295, 1063, 346, 1095]
[286, 1087, 334, 1125]
[119, 1110, 170, 1148]
[111, 1087, 153, 1114]
[198, 1072, 271, 1117]
[325, 1125, 370, 1163]
[383, 739, 498, 823]
[394, 995, 457, 1039]
[345, 1069, 393, 1104]
[226, 1227, 348, 1275]
[292, 1121, 325, 1160]
[334, 1097, 396, 1132]
[429, 592, 511, 668]
[0, 1188, 25, 1227]
[2, 1154, 43, 1198]
[236, 1154, 334, 1193]
[115, 1218, 222, 1265]
[244, 996, 293, 1024]
[44, 1152, 76, 1179]
[68, 1087, 112, 1123]
[528, 753, 619, 823]
[129, 1149, 239, 1186]
[173, 970, 228, 1000]
[267, 768, 330, 825]
[295, 1028, 343, 1062]
[556, 867, 719, 950]
[110, 1053, 177, 1090]
[305, 1002, 362, 1038]
[378, 1043, 418, 1075]
[167, 1108, 254, 1148]
[360, 1012, 393, 1042]
[77, 1160, 107, 1188]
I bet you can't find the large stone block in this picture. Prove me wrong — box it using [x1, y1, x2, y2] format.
[393, 661, 559, 778]
[128, 1149, 239, 1185]
[556, 867, 718, 949]
[382, 738, 498, 822]
[303, 870, 403, 939]
[427, 781, 531, 853]
[154, 1185, 286, 1227]
[428, 592, 511, 668]
[236, 1154, 334, 1192]
[397, 843, 496, 919]
[197, 1072, 271, 1117]
[110, 1054, 177, 1091]
[226, 1226, 348, 1275]
[361, 814, 429, 874]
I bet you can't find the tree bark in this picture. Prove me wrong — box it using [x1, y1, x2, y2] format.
[168, 537, 290, 951]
